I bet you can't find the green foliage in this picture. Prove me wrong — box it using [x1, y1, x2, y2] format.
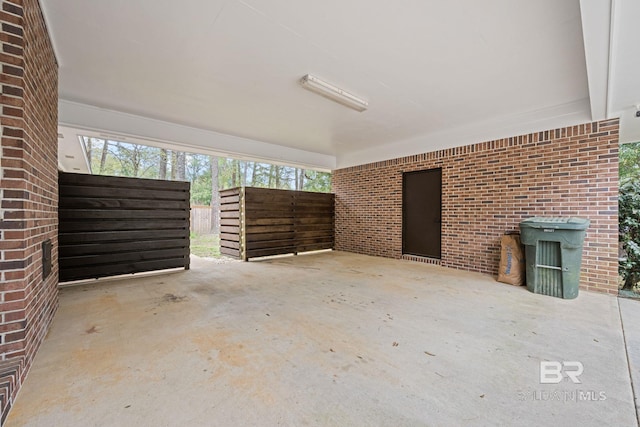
[214, 158, 331, 192]
[83, 137, 332, 206]
[301, 170, 331, 192]
[190, 233, 221, 258]
[620, 178, 640, 290]
[187, 154, 212, 205]
[620, 141, 640, 182]
[619, 142, 640, 290]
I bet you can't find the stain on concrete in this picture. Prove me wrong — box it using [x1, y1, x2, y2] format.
[7, 252, 639, 427]
[161, 293, 187, 303]
[191, 285, 217, 295]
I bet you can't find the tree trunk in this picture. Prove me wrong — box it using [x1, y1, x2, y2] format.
[176, 151, 186, 181]
[230, 160, 238, 187]
[296, 168, 305, 190]
[249, 162, 257, 186]
[131, 145, 141, 177]
[85, 138, 92, 168]
[159, 149, 168, 180]
[275, 165, 281, 188]
[268, 164, 274, 187]
[210, 156, 220, 234]
[99, 140, 109, 174]
[170, 150, 176, 180]
[241, 161, 248, 187]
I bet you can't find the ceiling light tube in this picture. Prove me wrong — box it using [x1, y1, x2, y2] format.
[300, 74, 368, 112]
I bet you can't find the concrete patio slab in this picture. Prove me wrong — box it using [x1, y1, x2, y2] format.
[620, 297, 640, 425]
[6, 252, 638, 426]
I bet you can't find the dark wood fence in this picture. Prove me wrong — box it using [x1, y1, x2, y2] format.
[219, 188, 241, 258]
[219, 187, 334, 260]
[58, 172, 190, 282]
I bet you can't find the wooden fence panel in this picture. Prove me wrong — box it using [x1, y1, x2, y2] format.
[58, 172, 190, 282]
[190, 205, 213, 235]
[219, 187, 334, 260]
[219, 188, 242, 258]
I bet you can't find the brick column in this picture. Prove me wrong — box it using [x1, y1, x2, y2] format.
[0, 0, 58, 423]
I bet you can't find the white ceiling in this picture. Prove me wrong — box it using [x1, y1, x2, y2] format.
[608, 0, 640, 145]
[44, 0, 640, 172]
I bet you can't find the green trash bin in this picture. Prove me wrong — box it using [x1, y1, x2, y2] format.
[519, 217, 590, 299]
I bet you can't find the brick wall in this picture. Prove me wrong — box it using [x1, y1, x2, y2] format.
[0, 0, 58, 423]
[333, 119, 619, 295]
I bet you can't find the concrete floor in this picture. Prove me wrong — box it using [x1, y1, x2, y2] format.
[6, 251, 640, 426]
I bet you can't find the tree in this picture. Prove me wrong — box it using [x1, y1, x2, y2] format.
[248, 162, 256, 186]
[99, 140, 109, 174]
[230, 159, 240, 188]
[274, 165, 281, 188]
[210, 156, 220, 233]
[169, 150, 176, 180]
[85, 137, 92, 165]
[241, 161, 248, 186]
[81, 137, 332, 206]
[295, 168, 305, 191]
[176, 151, 186, 181]
[620, 142, 640, 182]
[620, 178, 640, 290]
[619, 141, 640, 291]
[159, 149, 168, 180]
[267, 164, 274, 187]
[108, 142, 155, 177]
[302, 170, 331, 192]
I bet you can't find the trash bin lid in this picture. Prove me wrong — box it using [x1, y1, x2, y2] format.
[519, 217, 590, 230]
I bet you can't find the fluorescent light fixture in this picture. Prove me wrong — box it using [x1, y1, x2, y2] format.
[300, 74, 368, 112]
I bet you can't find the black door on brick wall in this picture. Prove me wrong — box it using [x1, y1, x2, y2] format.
[403, 168, 442, 258]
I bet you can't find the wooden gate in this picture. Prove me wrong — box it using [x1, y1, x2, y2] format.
[220, 187, 334, 260]
[58, 172, 190, 282]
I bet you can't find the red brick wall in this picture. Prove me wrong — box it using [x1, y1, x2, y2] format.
[0, 0, 58, 423]
[333, 119, 619, 295]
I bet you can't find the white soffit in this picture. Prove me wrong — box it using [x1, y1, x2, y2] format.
[339, 98, 591, 168]
[578, 0, 640, 146]
[57, 128, 91, 173]
[607, 0, 640, 145]
[43, 0, 593, 168]
[579, 0, 612, 122]
[58, 100, 335, 171]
